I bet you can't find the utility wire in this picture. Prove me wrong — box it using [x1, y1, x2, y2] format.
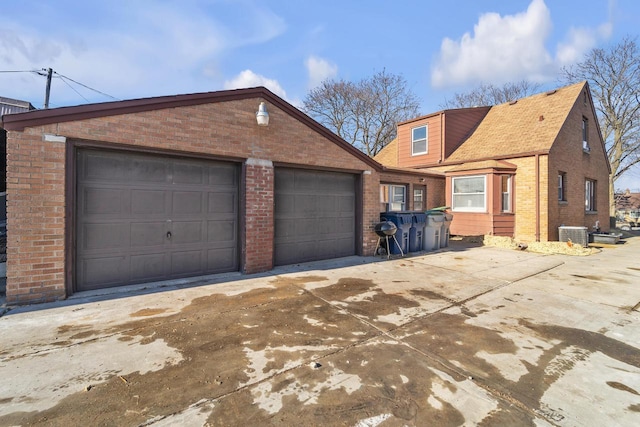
[53, 71, 119, 101]
[57, 74, 91, 103]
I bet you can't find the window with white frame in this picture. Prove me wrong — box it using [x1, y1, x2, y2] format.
[452, 175, 486, 212]
[558, 172, 567, 201]
[585, 179, 596, 212]
[582, 117, 590, 152]
[411, 125, 428, 155]
[501, 175, 512, 212]
[380, 184, 407, 211]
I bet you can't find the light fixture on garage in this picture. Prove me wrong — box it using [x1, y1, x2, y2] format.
[256, 102, 269, 126]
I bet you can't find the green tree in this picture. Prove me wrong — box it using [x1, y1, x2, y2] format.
[303, 70, 421, 157]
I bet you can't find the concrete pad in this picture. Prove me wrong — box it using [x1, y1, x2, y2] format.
[0, 237, 639, 425]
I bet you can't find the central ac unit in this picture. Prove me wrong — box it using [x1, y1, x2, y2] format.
[558, 226, 589, 247]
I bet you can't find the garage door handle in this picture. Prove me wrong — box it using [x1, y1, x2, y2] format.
[166, 231, 172, 240]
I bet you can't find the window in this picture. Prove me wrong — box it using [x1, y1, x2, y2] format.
[585, 179, 596, 212]
[380, 184, 406, 211]
[582, 117, 590, 152]
[411, 125, 427, 155]
[414, 186, 425, 211]
[558, 172, 567, 201]
[501, 175, 512, 212]
[452, 175, 486, 212]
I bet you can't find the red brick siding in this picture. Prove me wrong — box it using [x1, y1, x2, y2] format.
[7, 98, 427, 304]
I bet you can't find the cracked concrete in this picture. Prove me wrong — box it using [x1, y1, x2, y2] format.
[1, 237, 639, 426]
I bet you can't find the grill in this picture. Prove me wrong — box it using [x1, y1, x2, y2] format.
[374, 221, 397, 237]
[373, 221, 404, 258]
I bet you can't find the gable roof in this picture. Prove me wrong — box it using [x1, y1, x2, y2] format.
[445, 81, 587, 163]
[0, 86, 382, 170]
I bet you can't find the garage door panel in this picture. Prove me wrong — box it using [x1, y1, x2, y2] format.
[208, 192, 236, 213]
[83, 187, 123, 215]
[84, 152, 127, 182]
[173, 191, 203, 215]
[172, 221, 204, 244]
[130, 222, 167, 247]
[173, 162, 205, 184]
[130, 253, 167, 282]
[131, 190, 167, 215]
[208, 164, 237, 186]
[317, 195, 337, 213]
[81, 256, 130, 290]
[294, 195, 317, 215]
[207, 248, 237, 271]
[76, 149, 239, 292]
[131, 158, 168, 183]
[274, 168, 356, 266]
[81, 223, 130, 251]
[207, 220, 236, 242]
[171, 250, 203, 275]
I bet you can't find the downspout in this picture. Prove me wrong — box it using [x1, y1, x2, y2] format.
[535, 154, 540, 242]
[440, 113, 444, 163]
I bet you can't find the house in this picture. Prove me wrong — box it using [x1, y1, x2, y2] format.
[0, 87, 444, 304]
[375, 81, 611, 242]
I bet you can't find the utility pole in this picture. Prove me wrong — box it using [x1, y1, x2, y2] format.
[43, 68, 52, 109]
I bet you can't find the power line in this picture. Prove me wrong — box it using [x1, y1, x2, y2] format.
[54, 71, 119, 101]
[58, 74, 90, 103]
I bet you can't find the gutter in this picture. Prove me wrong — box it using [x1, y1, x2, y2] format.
[536, 154, 540, 242]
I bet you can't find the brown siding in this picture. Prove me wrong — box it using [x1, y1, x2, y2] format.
[443, 108, 490, 158]
[396, 115, 443, 168]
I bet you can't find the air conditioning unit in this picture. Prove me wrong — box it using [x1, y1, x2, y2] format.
[558, 226, 589, 247]
[583, 141, 590, 153]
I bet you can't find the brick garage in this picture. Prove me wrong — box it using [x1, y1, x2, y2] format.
[1, 87, 444, 304]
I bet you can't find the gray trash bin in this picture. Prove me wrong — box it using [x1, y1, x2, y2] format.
[425, 211, 444, 251]
[440, 212, 453, 248]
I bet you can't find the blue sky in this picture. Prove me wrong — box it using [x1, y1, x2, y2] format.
[1, 0, 639, 188]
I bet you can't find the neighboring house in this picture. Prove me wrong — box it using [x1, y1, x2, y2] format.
[375, 81, 611, 242]
[615, 190, 640, 226]
[1, 87, 444, 304]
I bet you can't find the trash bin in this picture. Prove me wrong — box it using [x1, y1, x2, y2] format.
[409, 212, 426, 252]
[440, 212, 453, 248]
[425, 211, 445, 251]
[380, 212, 412, 255]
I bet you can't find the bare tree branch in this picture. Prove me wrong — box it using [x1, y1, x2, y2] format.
[303, 70, 421, 156]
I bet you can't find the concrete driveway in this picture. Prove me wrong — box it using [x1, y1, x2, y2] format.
[1, 237, 639, 426]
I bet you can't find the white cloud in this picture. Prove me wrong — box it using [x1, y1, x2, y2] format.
[430, 0, 612, 89]
[223, 70, 288, 100]
[431, 0, 554, 88]
[0, 1, 287, 106]
[305, 55, 338, 89]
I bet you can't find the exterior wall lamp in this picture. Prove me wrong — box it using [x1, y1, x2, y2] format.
[256, 102, 269, 126]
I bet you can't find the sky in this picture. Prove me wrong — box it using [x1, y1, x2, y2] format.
[1, 0, 639, 188]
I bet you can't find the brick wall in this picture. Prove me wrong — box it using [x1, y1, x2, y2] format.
[6, 97, 421, 304]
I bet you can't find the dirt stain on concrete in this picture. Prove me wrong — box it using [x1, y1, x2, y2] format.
[606, 381, 639, 395]
[130, 308, 168, 317]
[0, 282, 376, 426]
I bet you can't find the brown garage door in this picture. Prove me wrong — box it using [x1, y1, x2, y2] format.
[274, 168, 356, 266]
[76, 149, 238, 291]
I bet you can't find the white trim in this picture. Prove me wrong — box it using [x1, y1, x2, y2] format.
[411, 125, 428, 156]
[451, 175, 487, 212]
[42, 134, 66, 143]
[246, 158, 273, 167]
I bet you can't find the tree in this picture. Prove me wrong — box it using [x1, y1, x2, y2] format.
[303, 70, 421, 157]
[561, 36, 640, 217]
[440, 80, 542, 109]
